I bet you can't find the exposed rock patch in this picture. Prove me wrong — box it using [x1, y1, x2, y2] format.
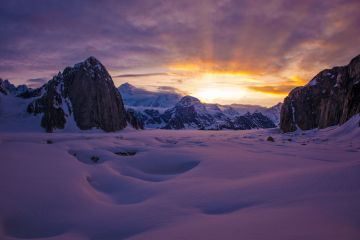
[126, 108, 144, 130]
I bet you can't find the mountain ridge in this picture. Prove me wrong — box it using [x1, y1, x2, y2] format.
[125, 95, 277, 130]
[1, 57, 281, 132]
[118, 82, 282, 128]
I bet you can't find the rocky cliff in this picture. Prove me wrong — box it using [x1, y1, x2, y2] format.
[27, 57, 127, 132]
[281, 54, 360, 132]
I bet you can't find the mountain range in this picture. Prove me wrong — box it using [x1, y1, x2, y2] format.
[118, 83, 281, 130]
[1, 54, 359, 133]
[0, 57, 279, 132]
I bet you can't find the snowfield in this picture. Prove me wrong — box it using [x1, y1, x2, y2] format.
[0, 116, 360, 240]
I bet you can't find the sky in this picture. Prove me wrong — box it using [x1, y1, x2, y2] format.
[1, 0, 360, 106]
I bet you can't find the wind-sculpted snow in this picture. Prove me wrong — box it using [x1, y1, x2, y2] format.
[0, 117, 360, 239]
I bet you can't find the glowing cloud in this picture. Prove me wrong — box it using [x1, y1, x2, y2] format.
[0, 0, 359, 106]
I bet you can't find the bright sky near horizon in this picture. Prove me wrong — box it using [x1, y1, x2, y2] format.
[1, 0, 360, 106]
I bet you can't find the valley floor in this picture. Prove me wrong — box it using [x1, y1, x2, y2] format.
[0, 118, 360, 240]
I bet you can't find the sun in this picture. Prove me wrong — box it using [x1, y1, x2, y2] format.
[191, 73, 250, 104]
[194, 86, 248, 104]
[195, 88, 222, 103]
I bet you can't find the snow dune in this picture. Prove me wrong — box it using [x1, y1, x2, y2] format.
[0, 117, 359, 239]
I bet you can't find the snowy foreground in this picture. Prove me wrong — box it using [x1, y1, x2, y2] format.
[1, 117, 360, 240]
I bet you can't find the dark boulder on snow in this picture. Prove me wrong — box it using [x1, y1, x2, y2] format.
[27, 57, 127, 132]
[267, 136, 275, 142]
[281, 54, 360, 132]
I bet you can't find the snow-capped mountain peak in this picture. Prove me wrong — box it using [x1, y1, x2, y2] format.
[0, 78, 29, 96]
[118, 82, 182, 108]
[176, 96, 202, 107]
[118, 82, 137, 94]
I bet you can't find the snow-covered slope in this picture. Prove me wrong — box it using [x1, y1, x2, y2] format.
[1, 116, 359, 239]
[264, 102, 282, 125]
[0, 93, 43, 132]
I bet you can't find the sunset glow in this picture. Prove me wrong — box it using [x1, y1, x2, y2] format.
[1, 0, 360, 106]
[1, 2, 360, 239]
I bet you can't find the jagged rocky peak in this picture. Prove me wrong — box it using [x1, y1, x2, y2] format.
[176, 96, 202, 107]
[280, 54, 360, 132]
[0, 78, 29, 96]
[64, 56, 111, 80]
[28, 56, 128, 132]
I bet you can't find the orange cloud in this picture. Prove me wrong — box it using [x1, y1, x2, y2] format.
[167, 60, 259, 78]
[288, 75, 308, 85]
[248, 75, 308, 96]
[247, 85, 295, 96]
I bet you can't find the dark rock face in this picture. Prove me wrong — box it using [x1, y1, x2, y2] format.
[281, 54, 360, 132]
[0, 79, 7, 95]
[143, 109, 164, 125]
[28, 57, 127, 132]
[18, 88, 42, 99]
[126, 108, 144, 130]
[232, 112, 276, 130]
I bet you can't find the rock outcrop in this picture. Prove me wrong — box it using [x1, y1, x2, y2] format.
[0, 79, 7, 95]
[27, 57, 127, 132]
[232, 112, 276, 130]
[126, 108, 144, 130]
[281, 54, 360, 132]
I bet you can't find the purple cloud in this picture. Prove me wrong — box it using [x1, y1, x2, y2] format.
[0, 0, 359, 90]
